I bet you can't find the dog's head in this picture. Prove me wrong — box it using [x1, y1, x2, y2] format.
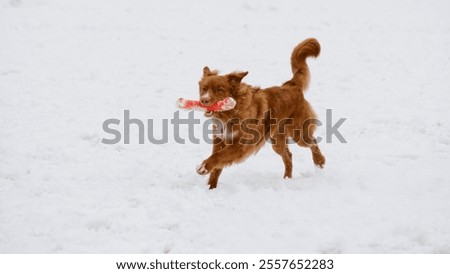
[199, 66, 248, 116]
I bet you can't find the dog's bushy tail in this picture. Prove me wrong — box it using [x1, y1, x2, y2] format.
[289, 38, 320, 91]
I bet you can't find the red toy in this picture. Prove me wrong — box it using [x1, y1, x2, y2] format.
[177, 97, 236, 112]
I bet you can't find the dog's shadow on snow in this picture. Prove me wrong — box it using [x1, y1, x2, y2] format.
[177, 167, 328, 193]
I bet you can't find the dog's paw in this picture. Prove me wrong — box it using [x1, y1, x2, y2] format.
[196, 162, 209, 175]
[313, 154, 325, 168]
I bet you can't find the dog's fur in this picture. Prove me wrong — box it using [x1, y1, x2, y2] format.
[196, 38, 325, 189]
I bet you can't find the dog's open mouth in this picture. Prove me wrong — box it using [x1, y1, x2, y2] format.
[204, 110, 213, 117]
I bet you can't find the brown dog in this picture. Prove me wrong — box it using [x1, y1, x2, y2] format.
[196, 38, 325, 189]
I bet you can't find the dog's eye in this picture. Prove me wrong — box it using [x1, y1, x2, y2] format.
[215, 86, 224, 92]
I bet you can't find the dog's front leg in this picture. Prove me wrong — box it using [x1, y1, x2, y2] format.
[196, 142, 248, 176]
[207, 168, 223, 189]
[197, 136, 224, 175]
[196, 155, 221, 176]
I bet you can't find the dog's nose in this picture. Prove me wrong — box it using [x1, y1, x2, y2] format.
[201, 98, 210, 105]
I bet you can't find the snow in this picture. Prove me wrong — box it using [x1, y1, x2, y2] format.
[1, 0, 449, 253]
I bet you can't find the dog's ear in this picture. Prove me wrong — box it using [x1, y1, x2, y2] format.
[227, 71, 248, 86]
[203, 66, 211, 77]
[227, 71, 249, 96]
[203, 66, 218, 78]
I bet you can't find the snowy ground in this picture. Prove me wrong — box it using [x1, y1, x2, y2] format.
[1, 0, 449, 253]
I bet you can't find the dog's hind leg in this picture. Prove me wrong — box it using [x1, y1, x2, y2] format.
[310, 144, 325, 168]
[293, 129, 325, 168]
[271, 137, 293, 179]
